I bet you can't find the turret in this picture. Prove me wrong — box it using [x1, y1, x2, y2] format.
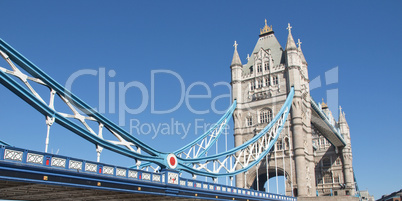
[286, 23, 315, 197]
[230, 41, 243, 103]
[338, 106, 355, 195]
[338, 106, 350, 142]
[286, 23, 302, 91]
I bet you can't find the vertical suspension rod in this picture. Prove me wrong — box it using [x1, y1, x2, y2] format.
[266, 154, 269, 192]
[256, 162, 259, 191]
[45, 117, 52, 153]
[275, 141, 278, 194]
[225, 126, 228, 185]
[265, 127, 269, 193]
[45, 90, 56, 153]
[282, 135, 286, 195]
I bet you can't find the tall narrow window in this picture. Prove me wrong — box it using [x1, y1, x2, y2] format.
[265, 76, 270, 87]
[260, 110, 266, 123]
[246, 116, 253, 127]
[268, 109, 272, 122]
[264, 62, 269, 71]
[284, 138, 290, 150]
[257, 63, 262, 73]
[258, 79, 263, 88]
[250, 81, 255, 90]
[272, 75, 279, 85]
[276, 140, 283, 150]
[250, 66, 254, 74]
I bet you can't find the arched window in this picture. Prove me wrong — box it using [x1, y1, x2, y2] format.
[259, 109, 272, 124]
[284, 138, 290, 150]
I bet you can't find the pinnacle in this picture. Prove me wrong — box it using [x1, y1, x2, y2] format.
[286, 23, 297, 51]
[298, 39, 307, 64]
[231, 41, 242, 67]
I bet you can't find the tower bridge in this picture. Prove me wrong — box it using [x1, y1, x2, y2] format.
[230, 20, 355, 197]
[0, 20, 357, 200]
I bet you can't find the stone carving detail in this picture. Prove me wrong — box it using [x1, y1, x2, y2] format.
[234, 111, 242, 120]
[292, 100, 300, 110]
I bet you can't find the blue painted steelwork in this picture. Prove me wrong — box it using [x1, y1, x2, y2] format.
[0, 65, 166, 164]
[175, 100, 236, 157]
[175, 88, 294, 177]
[0, 140, 9, 146]
[0, 38, 166, 162]
[0, 37, 294, 178]
[140, 100, 237, 169]
[0, 145, 297, 201]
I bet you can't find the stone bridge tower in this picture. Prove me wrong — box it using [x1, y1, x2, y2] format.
[230, 20, 355, 197]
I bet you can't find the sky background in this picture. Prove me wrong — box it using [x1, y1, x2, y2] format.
[0, 0, 401, 199]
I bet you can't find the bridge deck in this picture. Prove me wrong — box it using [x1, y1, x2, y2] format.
[310, 99, 346, 147]
[0, 146, 296, 201]
[0, 180, 198, 201]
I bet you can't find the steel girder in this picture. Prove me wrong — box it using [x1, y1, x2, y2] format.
[0, 37, 294, 178]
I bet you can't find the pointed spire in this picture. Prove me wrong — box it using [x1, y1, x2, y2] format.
[286, 23, 297, 50]
[297, 39, 307, 64]
[339, 106, 347, 123]
[231, 41, 242, 67]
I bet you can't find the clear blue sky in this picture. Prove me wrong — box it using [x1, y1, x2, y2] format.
[0, 0, 401, 199]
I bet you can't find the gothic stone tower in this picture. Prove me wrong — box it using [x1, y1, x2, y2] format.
[230, 20, 355, 197]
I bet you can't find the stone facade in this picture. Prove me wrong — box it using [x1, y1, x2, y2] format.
[230, 20, 355, 197]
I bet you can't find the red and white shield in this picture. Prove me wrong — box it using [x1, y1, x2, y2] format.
[167, 153, 177, 169]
